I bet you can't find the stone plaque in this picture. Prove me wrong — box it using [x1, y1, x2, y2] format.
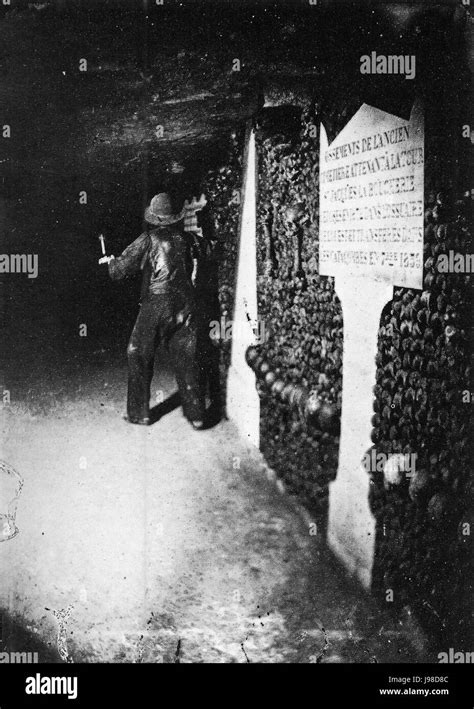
[320, 102, 424, 289]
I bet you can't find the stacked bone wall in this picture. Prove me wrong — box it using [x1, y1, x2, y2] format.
[204, 93, 471, 645]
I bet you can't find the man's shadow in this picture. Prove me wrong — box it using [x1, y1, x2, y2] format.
[149, 392, 182, 425]
[149, 391, 221, 429]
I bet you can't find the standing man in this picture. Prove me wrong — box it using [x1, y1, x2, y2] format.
[99, 193, 205, 429]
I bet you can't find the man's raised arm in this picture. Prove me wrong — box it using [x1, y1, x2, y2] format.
[100, 232, 149, 281]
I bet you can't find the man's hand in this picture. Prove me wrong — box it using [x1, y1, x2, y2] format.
[98, 255, 115, 265]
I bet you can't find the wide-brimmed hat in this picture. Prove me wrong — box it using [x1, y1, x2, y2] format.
[144, 193, 184, 226]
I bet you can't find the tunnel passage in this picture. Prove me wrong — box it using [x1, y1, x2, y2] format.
[0, 0, 471, 658]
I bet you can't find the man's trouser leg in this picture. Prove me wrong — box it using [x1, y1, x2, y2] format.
[169, 317, 204, 422]
[127, 301, 160, 421]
